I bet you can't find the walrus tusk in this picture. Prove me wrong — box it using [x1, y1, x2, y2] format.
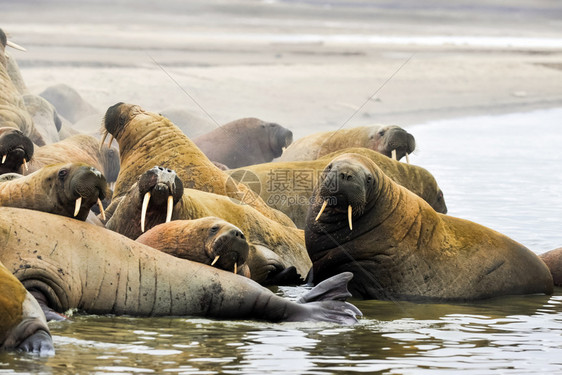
[391, 149, 397, 160]
[141, 192, 151, 233]
[99, 132, 108, 150]
[107, 135, 114, 148]
[211, 255, 220, 266]
[97, 198, 106, 221]
[1, 155, 6, 164]
[348, 205, 353, 231]
[23, 158, 28, 171]
[6, 40, 27, 52]
[405, 153, 410, 164]
[74, 196, 82, 217]
[315, 200, 328, 221]
[234, 263, 237, 274]
[165, 195, 173, 223]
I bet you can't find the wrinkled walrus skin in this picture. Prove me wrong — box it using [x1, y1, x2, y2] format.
[0, 207, 361, 325]
[0, 261, 54, 355]
[277, 125, 415, 162]
[101, 102, 294, 227]
[229, 147, 446, 229]
[305, 153, 553, 301]
[105, 167, 311, 282]
[0, 162, 108, 221]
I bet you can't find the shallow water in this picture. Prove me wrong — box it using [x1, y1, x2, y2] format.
[2, 109, 562, 374]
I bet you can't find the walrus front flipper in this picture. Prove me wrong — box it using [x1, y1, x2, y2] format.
[16, 329, 54, 356]
[291, 272, 362, 325]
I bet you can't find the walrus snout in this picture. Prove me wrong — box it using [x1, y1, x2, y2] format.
[69, 165, 109, 220]
[374, 126, 416, 162]
[0, 128, 34, 173]
[211, 225, 250, 274]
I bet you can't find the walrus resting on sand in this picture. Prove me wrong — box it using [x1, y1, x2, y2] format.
[0, 261, 53, 355]
[0, 127, 33, 175]
[193, 117, 293, 168]
[229, 147, 447, 229]
[0, 207, 361, 324]
[277, 125, 415, 163]
[305, 153, 553, 301]
[105, 166, 310, 285]
[0, 162, 108, 221]
[137, 217, 251, 278]
[100, 102, 294, 227]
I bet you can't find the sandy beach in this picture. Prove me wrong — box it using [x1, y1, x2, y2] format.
[3, 0, 562, 140]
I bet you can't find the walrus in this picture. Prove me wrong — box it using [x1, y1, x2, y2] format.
[193, 118, 293, 168]
[100, 102, 294, 227]
[277, 125, 415, 163]
[539, 248, 562, 286]
[5, 51, 27, 95]
[228, 147, 446, 229]
[0, 162, 108, 221]
[105, 166, 311, 284]
[23, 94, 62, 144]
[0, 207, 361, 324]
[137, 217, 251, 277]
[0, 261, 53, 355]
[0, 29, 46, 146]
[39, 83, 98, 124]
[25, 134, 120, 183]
[0, 127, 33, 175]
[305, 153, 553, 301]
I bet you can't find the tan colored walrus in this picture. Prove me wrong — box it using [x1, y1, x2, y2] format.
[0, 29, 46, 146]
[277, 125, 415, 162]
[105, 166, 311, 284]
[0, 207, 361, 324]
[539, 248, 562, 286]
[0, 261, 53, 354]
[137, 217, 251, 278]
[100, 102, 294, 227]
[0, 162, 108, 221]
[25, 134, 120, 183]
[228, 147, 446, 229]
[305, 153, 553, 301]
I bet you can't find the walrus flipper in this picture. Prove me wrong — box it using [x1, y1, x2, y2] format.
[16, 329, 54, 356]
[292, 272, 362, 325]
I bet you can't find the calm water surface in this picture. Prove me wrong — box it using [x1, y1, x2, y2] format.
[1, 109, 562, 374]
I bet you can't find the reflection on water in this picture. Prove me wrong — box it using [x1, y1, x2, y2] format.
[2, 109, 562, 374]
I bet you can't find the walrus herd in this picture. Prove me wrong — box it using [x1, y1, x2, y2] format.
[0, 27, 559, 356]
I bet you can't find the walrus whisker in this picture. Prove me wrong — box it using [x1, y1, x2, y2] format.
[211, 255, 220, 266]
[165, 195, 173, 223]
[405, 153, 410, 164]
[97, 198, 106, 221]
[73, 196, 82, 217]
[348, 205, 353, 230]
[99, 132, 108, 150]
[141, 192, 151, 232]
[22, 158, 28, 171]
[315, 200, 328, 221]
[1, 155, 5, 164]
[6, 40, 27, 52]
[391, 149, 397, 160]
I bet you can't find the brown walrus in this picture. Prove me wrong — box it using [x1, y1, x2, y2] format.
[305, 153, 553, 301]
[193, 118, 293, 168]
[0, 207, 361, 324]
[0, 261, 53, 355]
[25, 134, 120, 183]
[539, 248, 562, 286]
[100, 102, 294, 227]
[277, 125, 415, 162]
[137, 217, 251, 278]
[0, 29, 46, 146]
[104, 166, 310, 284]
[0, 162, 108, 221]
[0, 127, 34, 175]
[228, 147, 446, 229]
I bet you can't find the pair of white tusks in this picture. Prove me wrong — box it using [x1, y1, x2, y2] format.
[7, 40, 26, 52]
[140, 192, 174, 232]
[315, 200, 353, 230]
[211, 255, 238, 274]
[99, 133, 114, 150]
[1, 156, 28, 171]
[73, 197, 105, 220]
[391, 150, 410, 164]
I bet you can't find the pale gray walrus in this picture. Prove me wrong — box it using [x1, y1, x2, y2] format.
[0, 207, 361, 324]
[305, 153, 553, 301]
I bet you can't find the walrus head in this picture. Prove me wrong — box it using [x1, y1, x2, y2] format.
[266, 122, 293, 158]
[369, 125, 415, 162]
[0, 127, 34, 175]
[100, 102, 148, 149]
[202, 217, 250, 275]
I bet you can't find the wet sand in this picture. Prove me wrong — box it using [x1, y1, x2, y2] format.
[3, 0, 562, 139]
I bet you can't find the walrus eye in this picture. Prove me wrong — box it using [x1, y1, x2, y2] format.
[378, 130, 385, 137]
[327, 164, 332, 171]
[210, 225, 220, 234]
[366, 175, 372, 184]
[58, 169, 69, 180]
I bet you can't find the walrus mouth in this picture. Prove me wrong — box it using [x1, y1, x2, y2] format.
[73, 197, 105, 220]
[315, 200, 354, 231]
[1, 146, 29, 171]
[140, 192, 174, 232]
